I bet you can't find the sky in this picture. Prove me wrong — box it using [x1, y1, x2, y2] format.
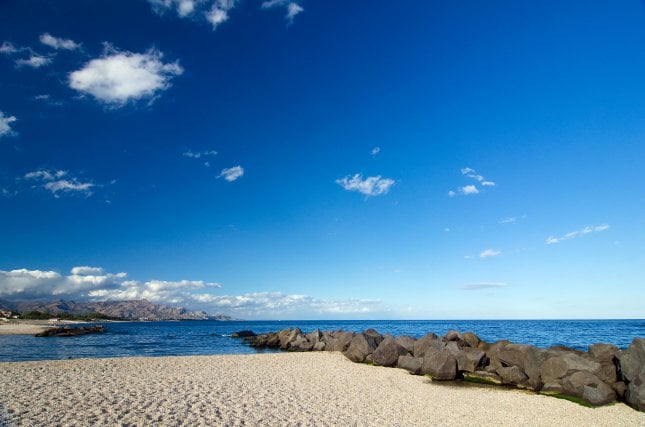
[0, 1, 644, 320]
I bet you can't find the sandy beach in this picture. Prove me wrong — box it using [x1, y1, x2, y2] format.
[0, 321, 51, 335]
[0, 352, 642, 426]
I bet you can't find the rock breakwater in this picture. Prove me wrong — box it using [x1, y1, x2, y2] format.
[240, 328, 644, 411]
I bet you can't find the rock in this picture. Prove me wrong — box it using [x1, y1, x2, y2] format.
[495, 343, 546, 390]
[617, 338, 645, 411]
[461, 332, 480, 349]
[345, 333, 379, 363]
[231, 330, 256, 338]
[395, 336, 416, 353]
[322, 331, 355, 352]
[588, 343, 619, 363]
[444, 330, 461, 341]
[497, 366, 528, 385]
[463, 371, 502, 385]
[306, 328, 322, 344]
[289, 332, 314, 352]
[249, 334, 268, 347]
[541, 382, 564, 393]
[421, 348, 457, 380]
[562, 371, 616, 406]
[397, 356, 423, 375]
[313, 341, 326, 351]
[413, 333, 443, 358]
[455, 348, 486, 373]
[278, 329, 295, 349]
[540, 353, 601, 384]
[266, 332, 280, 347]
[481, 340, 511, 372]
[35, 325, 105, 337]
[612, 381, 626, 399]
[371, 336, 408, 367]
[363, 329, 384, 347]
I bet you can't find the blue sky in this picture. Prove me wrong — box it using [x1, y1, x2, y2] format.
[0, 1, 644, 319]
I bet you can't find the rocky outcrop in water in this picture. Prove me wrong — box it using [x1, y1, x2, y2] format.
[35, 325, 106, 337]
[241, 328, 644, 412]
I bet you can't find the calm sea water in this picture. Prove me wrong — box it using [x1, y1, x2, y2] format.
[0, 319, 643, 362]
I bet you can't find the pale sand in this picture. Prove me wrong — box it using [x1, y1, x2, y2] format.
[0, 321, 50, 335]
[0, 353, 643, 426]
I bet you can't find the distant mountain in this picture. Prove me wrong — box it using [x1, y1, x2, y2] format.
[0, 299, 239, 321]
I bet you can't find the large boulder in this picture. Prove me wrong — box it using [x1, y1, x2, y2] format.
[444, 330, 461, 342]
[617, 338, 645, 411]
[345, 333, 379, 363]
[322, 330, 355, 352]
[587, 343, 619, 384]
[421, 348, 457, 380]
[562, 371, 616, 406]
[278, 329, 297, 349]
[413, 333, 443, 358]
[372, 336, 408, 367]
[495, 343, 546, 390]
[497, 366, 528, 385]
[395, 336, 416, 353]
[540, 352, 601, 384]
[363, 329, 384, 347]
[289, 332, 314, 352]
[461, 332, 481, 349]
[455, 348, 486, 373]
[397, 356, 423, 375]
[306, 328, 322, 344]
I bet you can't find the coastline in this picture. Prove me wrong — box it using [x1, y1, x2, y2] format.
[1, 352, 643, 426]
[0, 320, 88, 335]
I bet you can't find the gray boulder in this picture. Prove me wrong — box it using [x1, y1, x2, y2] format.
[617, 338, 645, 411]
[323, 330, 355, 352]
[495, 343, 546, 390]
[289, 332, 314, 352]
[461, 332, 481, 349]
[540, 353, 601, 384]
[497, 366, 528, 385]
[587, 343, 619, 384]
[278, 328, 298, 349]
[345, 333, 379, 363]
[313, 341, 326, 351]
[456, 348, 486, 373]
[372, 336, 408, 367]
[413, 333, 443, 358]
[395, 336, 416, 353]
[306, 328, 322, 344]
[421, 348, 457, 380]
[444, 330, 461, 342]
[397, 356, 423, 375]
[562, 371, 616, 406]
[363, 329, 384, 347]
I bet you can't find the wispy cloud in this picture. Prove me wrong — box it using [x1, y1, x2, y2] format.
[480, 248, 501, 258]
[546, 224, 610, 245]
[39, 33, 81, 50]
[448, 167, 495, 197]
[370, 146, 381, 156]
[182, 149, 218, 159]
[68, 44, 183, 106]
[25, 169, 95, 197]
[262, 0, 304, 24]
[205, 0, 237, 29]
[0, 41, 18, 54]
[219, 165, 244, 182]
[0, 112, 17, 138]
[460, 282, 507, 290]
[148, 0, 199, 17]
[336, 173, 395, 197]
[15, 53, 52, 68]
[500, 217, 517, 224]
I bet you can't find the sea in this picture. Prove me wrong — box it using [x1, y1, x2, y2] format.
[0, 319, 643, 362]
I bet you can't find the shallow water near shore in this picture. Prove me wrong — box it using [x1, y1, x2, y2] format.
[0, 319, 642, 362]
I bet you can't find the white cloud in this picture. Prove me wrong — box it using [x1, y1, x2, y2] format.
[39, 33, 80, 50]
[500, 217, 517, 224]
[68, 45, 183, 106]
[448, 190, 456, 197]
[205, 0, 236, 29]
[461, 282, 507, 290]
[182, 149, 218, 159]
[0, 112, 17, 138]
[262, 0, 304, 23]
[481, 181, 496, 187]
[370, 146, 381, 156]
[25, 169, 94, 197]
[0, 41, 18, 54]
[219, 165, 244, 182]
[480, 248, 501, 258]
[336, 173, 395, 197]
[15, 54, 52, 68]
[546, 224, 610, 245]
[71, 266, 105, 275]
[460, 184, 479, 195]
[148, 0, 200, 17]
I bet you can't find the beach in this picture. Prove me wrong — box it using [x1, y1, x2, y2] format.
[0, 321, 51, 336]
[0, 352, 643, 426]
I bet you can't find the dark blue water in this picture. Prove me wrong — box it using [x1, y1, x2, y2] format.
[0, 319, 642, 362]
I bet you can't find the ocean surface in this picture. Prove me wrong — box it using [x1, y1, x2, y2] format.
[0, 319, 643, 362]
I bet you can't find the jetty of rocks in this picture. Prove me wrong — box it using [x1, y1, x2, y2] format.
[34, 325, 106, 337]
[239, 328, 644, 412]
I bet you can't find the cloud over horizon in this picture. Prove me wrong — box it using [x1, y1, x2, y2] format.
[460, 282, 507, 290]
[68, 45, 183, 105]
[0, 267, 386, 318]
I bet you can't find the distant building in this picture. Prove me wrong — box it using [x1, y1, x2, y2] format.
[0, 310, 12, 318]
